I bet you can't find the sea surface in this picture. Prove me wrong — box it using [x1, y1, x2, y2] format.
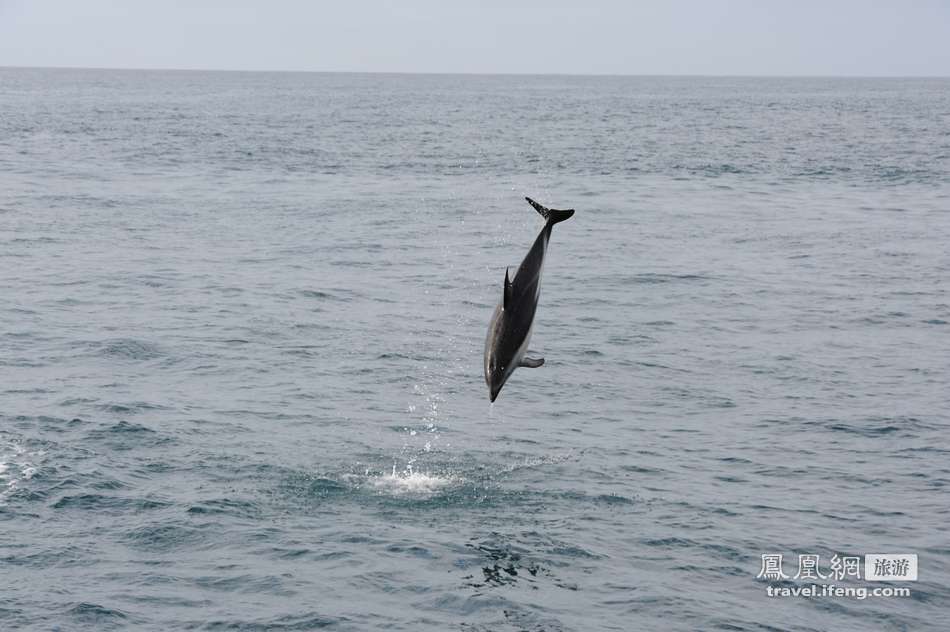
[1, 69, 949, 631]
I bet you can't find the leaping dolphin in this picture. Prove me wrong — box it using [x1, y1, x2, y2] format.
[484, 197, 574, 402]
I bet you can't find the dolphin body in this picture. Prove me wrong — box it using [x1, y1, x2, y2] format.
[484, 197, 574, 402]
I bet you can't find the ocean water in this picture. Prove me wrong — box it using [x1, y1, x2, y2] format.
[1, 68, 949, 631]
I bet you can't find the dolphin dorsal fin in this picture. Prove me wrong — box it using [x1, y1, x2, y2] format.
[503, 267, 512, 310]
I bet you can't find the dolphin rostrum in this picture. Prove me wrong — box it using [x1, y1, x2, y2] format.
[484, 197, 574, 402]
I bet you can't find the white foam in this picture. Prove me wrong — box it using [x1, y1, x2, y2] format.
[371, 465, 453, 495]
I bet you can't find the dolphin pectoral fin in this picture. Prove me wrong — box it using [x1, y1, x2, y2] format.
[503, 267, 512, 310]
[519, 357, 544, 368]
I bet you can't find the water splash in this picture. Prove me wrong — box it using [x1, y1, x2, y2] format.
[371, 462, 454, 496]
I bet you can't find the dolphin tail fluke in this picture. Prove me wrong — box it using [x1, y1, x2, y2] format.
[525, 197, 574, 225]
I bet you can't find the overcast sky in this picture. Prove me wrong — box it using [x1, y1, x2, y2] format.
[1, 0, 948, 76]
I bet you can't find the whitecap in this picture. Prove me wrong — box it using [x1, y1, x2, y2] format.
[0, 440, 40, 503]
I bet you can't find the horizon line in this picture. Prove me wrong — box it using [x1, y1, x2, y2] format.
[2, 64, 948, 80]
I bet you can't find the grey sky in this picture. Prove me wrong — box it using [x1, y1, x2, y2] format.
[1, 0, 948, 76]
